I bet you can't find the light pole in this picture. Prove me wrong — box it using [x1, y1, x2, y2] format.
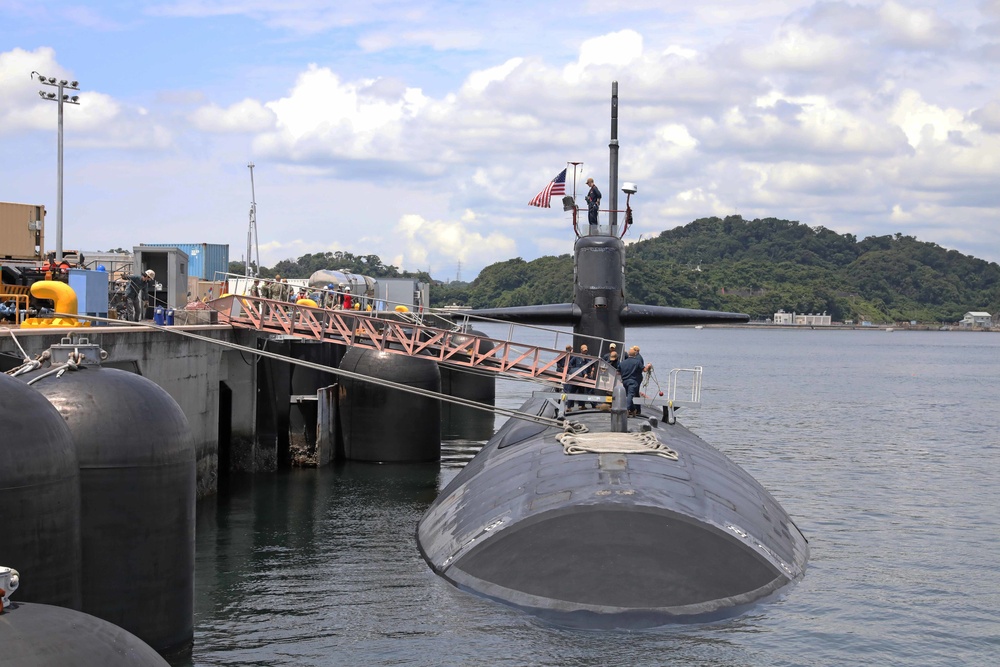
[246, 162, 260, 277]
[32, 71, 80, 264]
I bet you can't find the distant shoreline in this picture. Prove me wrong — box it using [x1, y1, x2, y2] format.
[712, 323, 998, 332]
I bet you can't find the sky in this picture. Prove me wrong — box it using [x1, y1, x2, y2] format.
[2, 1, 1000, 281]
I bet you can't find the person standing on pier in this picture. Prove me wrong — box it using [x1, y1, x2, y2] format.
[128, 269, 156, 321]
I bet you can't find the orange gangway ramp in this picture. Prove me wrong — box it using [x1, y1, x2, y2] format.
[208, 295, 613, 391]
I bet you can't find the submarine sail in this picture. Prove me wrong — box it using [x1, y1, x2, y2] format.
[416, 82, 808, 627]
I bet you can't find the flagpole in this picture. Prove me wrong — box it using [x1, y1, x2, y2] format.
[568, 161, 582, 201]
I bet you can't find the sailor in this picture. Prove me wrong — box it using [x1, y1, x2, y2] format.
[560, 345, 577, 410]
[619, 346, 652, 416]
[585, 177, 601, 228]
[579, 343, 596, 408]
[566, 345, 592, 410]
[601, 342, 618, 364]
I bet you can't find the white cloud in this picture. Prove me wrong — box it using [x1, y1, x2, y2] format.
[890, 89, 970, 147]
[564, 30, 644, 81]
[190, 99, 277, 133]
[740, 25, 852, 72]
[252, 65, 430, 163]
[969, 100, 1000, 133]
[391, 212, 517, 273]
[878, 1, 959, 50]
[464, 58, 524, 94]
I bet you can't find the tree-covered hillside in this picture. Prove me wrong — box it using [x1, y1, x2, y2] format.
[229, 251, 431, 284]
[432, 216, 1000, 324]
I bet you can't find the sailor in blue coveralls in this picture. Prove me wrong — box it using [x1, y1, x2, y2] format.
[585, 177, 602, 228]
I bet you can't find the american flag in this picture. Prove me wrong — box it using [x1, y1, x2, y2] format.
[528, 168, 567, 208]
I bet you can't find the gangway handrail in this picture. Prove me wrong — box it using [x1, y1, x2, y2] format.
[209, 294, 615, 391]
[433, 308, 626, 361]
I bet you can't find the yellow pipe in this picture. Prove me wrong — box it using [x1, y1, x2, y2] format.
[20, 280, 90, 328]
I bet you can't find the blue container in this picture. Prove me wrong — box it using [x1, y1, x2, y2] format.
[140, 243, 229, 280]
[165, 309, 175, 326]
[67, 268, 110, 316]
[153, 307, 165, 326]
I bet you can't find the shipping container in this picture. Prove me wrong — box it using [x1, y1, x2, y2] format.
[139, 243, 229, 280]
[0, 201, 45, 261]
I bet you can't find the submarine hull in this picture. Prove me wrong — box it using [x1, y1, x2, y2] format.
[417, 395, 808, 628]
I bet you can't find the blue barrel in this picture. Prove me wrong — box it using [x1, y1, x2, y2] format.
[165, 308, 175, 325]
[153, 306, 164, 325]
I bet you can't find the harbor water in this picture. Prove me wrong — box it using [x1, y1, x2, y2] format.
[178, 327, 1000, 666]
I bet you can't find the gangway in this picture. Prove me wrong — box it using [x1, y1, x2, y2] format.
[208, 294, 615, 392]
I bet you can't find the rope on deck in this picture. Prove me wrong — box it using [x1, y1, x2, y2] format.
[555, 428, 679, 460]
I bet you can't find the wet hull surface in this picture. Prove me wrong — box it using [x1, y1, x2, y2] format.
[417, 394, 809, 628]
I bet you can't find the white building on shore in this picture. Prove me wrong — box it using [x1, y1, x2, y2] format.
[960, 311, 992, 327]
[773, 310, 832, 326]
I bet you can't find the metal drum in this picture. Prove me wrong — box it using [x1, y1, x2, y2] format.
[339, 347, 441, 462]
[28, 365, 195, 654]
[0, 601, 168, 666]
[0, 374, 82, 609]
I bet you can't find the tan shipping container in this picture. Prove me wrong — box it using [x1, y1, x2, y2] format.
[0, 201, 45, 261]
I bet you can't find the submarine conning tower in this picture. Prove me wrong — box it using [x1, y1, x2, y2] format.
[572, 233, 626, 350]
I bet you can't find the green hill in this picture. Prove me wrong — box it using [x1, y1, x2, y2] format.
[433, 216, 1000, 324]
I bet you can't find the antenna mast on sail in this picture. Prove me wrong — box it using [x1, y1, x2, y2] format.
[609, 81, 619, 235]
[246, 162, 261, 277]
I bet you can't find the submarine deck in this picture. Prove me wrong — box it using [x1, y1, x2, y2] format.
[417, 395, 809, 627]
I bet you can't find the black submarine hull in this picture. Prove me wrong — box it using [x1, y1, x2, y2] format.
[416, 395, 808, 628]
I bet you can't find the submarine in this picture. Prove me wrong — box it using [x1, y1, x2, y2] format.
[415, 83, 808, 628]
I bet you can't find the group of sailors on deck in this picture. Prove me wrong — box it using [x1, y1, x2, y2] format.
[563, 341, 653, 416]
[249, 276, 372, 311]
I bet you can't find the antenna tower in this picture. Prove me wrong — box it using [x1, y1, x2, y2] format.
[246, 162, 261, 277]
